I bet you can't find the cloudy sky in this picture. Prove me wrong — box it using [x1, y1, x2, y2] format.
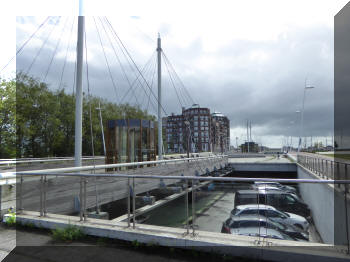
[1, 0, 349, 148]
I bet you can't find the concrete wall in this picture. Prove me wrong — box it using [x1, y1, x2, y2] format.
[230, 163, 296, 172]
[298, 166, 335, 244]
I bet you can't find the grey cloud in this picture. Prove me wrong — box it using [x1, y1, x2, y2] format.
[16, 17, 335, 146]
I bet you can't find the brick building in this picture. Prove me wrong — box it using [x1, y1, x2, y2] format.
[211, 112, 230, 153]
[164, 104, 230, 153]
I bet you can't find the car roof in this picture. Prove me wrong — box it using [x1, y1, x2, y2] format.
[254, 182, 281, 185]
[231, 215, 273, 222]
[236, 189, 286, 195]
[234, 204, 277, 211]
[234, 227, 283, 236]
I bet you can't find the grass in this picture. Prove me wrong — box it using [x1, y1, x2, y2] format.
[51, 225, 86, 242]
[322, 154, 350, 161]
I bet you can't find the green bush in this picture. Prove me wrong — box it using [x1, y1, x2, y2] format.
[51, 225, 85, 242]
[3, 209, 16, 227]
[4, 215, 16, 227]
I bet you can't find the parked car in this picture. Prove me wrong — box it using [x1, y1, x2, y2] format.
[221, 215, 308, 241]
[221, 222, 296, 241]
[230, 204, 309, 231]
[253, 182, 297, 194]
[234, 189, 310, 218]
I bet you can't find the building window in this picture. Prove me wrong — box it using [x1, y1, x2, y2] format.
[194, 132, 198, 137]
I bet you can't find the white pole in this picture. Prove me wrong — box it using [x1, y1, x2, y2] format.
[74, 2, 85, 167]
[157, 34, 163, 160]
[247, 120, 250, 153]
[298, 85, 306, 154]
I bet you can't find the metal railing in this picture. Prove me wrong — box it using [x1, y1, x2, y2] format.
[297, 154, 349, 187]
[11, 156, 228, 234]
[14, 168, 350, 233]
[0, 156, 105, 166]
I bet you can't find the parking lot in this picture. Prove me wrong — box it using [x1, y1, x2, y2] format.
[145, 182, 323, 243]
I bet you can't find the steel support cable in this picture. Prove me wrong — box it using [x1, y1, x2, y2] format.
[121, 51, 155, 108]
[1, 16, 50, 74]
[72, 57, 77, 96]
[43, 16, 70, 83]
[134, 53, 155, 106]
[103, 17, 159, 114]
[92, 16, 120, 104]
[25, 16, 61, 76]
[58, 17, 76, 90]
[162, 52, 188, 107]
[84, 28, 100, 214]
[137, 53, 157, 108]
[84, 29, 96, 159]
[162, 52, 183, 108]
[119, 51, 156, 108]
[162, 53, 192, 107]
[146, 56, 157, 113]
[98, 17, 141, 108]
[162, 52, 195, 106]
[104, 17, 167, 116]
[140, 55, 157, 111]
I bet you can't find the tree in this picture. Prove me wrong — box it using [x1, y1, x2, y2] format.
[15, 72, 156, 158]
[0, 77, 16, 158]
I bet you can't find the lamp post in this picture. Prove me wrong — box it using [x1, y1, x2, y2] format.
[297, 80, 315, 153]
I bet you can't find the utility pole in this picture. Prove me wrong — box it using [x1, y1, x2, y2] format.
[249, 121, 252, 143]
[157, 34, 163, 160]
[96, 101, 106, 156]
[246, 120, 250, 153]
[74, 1, 84, 167]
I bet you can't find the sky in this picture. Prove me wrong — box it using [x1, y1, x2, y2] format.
[1, 0, 349, 148]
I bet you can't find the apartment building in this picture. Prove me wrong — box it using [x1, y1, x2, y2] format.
[164, 104, 230, 153]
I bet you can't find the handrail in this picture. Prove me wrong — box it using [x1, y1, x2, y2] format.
[1, 155, 227, 178]
[11, 171, 350, 184]
[0, 156, 105, 165]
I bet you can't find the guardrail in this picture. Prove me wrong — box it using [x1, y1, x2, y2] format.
[12, 170, 350, 251]
[297, 154, 350, 188]
[0, 156, 105, 166]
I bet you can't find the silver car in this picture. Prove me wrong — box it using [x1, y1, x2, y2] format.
[253, 182, 297, 194]
[231, 204, 309, 231]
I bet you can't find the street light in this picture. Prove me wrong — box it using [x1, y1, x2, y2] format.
[297, 80, 315, 153]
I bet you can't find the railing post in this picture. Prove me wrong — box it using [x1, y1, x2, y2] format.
[191, 179, 196, 236]
[79, 178, 83, 221]
[127, 177, 130, 227]
[337, 162, 341, 188]
[132, 177, 136, 229]
[43, 175, 47, 216]
[40, 175, 43, 217]
[185, 180, 189, 235]
[19, 175, 23, 214]
[344, 164, 350, 254]
[84, 178, 88, 221]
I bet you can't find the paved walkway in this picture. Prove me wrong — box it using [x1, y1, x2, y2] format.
[0, 226, 15, 261]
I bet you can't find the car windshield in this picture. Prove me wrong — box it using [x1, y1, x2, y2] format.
[268, 219, 286, 230]
[277, 210, 289, 218]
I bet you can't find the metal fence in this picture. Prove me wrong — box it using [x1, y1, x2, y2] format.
[297, 154, 349, 188]
[9, 155, 227, 216]
[14, 168, 350, 235]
